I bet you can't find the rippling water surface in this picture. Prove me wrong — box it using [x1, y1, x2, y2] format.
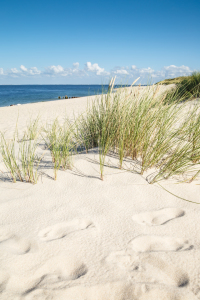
[0, 85, 113, 107]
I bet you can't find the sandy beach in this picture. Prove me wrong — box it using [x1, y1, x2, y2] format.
[0, 86, 200, 300]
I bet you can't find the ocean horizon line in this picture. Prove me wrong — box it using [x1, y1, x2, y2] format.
[0, 84, 148, 108]
[0, 84, 148, 86]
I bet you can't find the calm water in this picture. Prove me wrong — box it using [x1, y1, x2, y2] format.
[0, 85, 116, 107]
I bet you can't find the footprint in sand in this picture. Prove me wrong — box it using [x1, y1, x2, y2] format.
[106, 251, 188, 287]
[106, 250, 140, 272]
[130, 235, 193, 252]
[0, 228, 14, 242]
[7, 254, 87, 295]
[38, 254, 88, 282]
[132, 208, 185, 226]
[0, 228, 31, 255]
[141, 254, 189, 287]
[38, 218, 94, 241]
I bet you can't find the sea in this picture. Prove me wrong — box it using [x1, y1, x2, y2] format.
[0, 85, 129, 108]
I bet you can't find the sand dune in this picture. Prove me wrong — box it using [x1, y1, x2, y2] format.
[0, 89, 200, 299]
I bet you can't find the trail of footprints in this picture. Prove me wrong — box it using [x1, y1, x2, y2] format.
[106, 208, 192, 286]
[104, 207, 196, 299]
[0, 209, 197, 299]
[0, 218, 95, 298]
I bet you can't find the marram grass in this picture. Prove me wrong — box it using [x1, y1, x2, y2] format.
[43, 118, 76, 180]
[0, 133, 39, 183]
[23, 115, 41, 141]
[0, 78, 200, 184]
[76, 82, 200, 182]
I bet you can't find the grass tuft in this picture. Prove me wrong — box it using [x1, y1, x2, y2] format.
[23, 116, 41, 141]
[43, 118, 75, 180]
[1, 76, 200, 186]
[0, 133, 39, 183]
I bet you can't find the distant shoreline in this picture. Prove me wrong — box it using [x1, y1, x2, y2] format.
[0, 84, 148, 108]
[0, 84, 148, 86]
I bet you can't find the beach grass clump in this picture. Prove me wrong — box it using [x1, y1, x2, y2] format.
[148, 142, 193, 183]
[147, 99, 200, 183]
[19, 140, 39, 183]
[43, 118, 75, 180]
[168, 72, 200, 102]
[77, 86, 185, 180]
[178, 72, 200, 99]
[0, 133, 39, 183]
[77, 91, 131, 178]
[77, 83, 200, 183]
[23, 116, 41, 141]
[180, 104, 200, 164]
[1, 79, 200, 185]
[156, 76, 188, 85]
[0, 134, 22, 182]
[77, 106, 101, 151]
[159, 72, 200, 104]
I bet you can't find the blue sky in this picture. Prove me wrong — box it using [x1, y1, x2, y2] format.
[0, 0, 200, 84]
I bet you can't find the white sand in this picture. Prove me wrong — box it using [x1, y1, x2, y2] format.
[0, 87, 200, 299]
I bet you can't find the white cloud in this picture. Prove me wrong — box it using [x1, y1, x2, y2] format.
[45, 63, 87, 77]
[19, 65, 41, 75]
[131, 65, 137, 70]
[127, 64, 194, 82]
[139, 67, 154, 74]
[0, 63, 196, 84]
[44, 65, 69, 76]
[20, 65, 27, 72]
[11, 68, 19, 73]
[29, 67, 41, 75]
[163, 65, 193, 77]
[110, 66, 129, 77]
[72, 62, 82, 74]
[85, 62, 107, 75]
[73, 62, 79, 69]
[114, 69, 129, 75]
[48, 65, 64, 74]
